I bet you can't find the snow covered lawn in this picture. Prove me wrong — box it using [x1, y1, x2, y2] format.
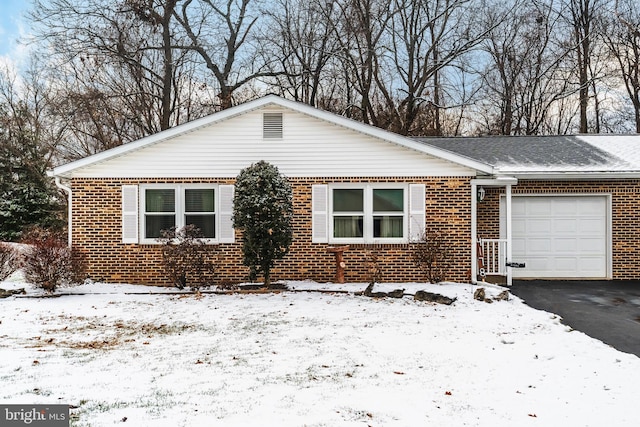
[1, 278, 639, 426]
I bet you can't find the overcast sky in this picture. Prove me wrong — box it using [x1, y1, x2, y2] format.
[0, 0, 31, 62]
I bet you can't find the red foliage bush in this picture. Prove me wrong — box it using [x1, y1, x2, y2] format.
[20, 228, 86, 292]
[0, 243, 18, 281]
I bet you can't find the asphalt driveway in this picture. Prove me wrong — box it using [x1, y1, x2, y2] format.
[510, 280, 640, 357]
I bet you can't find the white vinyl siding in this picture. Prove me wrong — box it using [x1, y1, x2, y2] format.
[68, 108, 476, 179]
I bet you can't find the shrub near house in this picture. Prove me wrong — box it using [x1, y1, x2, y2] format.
[233, 161, 293, 287]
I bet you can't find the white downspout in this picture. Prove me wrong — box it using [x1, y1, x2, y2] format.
[471, 181, 478, 284]
[54, 177, 72, 247]
[505, 184, 513, 286]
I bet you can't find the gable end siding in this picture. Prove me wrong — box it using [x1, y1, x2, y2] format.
[65, 109, 478, 179]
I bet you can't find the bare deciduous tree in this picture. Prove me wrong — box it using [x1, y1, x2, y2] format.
[387, 0, 500, 135]
[265, 0, 340, 107]
[174, 0, 282, 109]
[477, 0, 576, 135]
[563, 0, 608, 133]
[20, 0, 639, 144]
[329, 0, 395, 126]
[603, 0, 640, 132]
[30, 0, 204, 160]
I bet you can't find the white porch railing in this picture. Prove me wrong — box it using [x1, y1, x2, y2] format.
[479, 239, 507, 276]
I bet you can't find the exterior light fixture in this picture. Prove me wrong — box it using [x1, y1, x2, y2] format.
[477, 186, 485, 202]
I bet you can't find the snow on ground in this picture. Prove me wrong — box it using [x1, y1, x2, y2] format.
[1, 275, 639, 426]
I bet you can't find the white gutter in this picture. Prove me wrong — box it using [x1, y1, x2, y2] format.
[54, 177, 72, 247]
[501, 171, 640, 180]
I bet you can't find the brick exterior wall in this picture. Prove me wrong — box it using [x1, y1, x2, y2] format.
[476, 179, 640, 279]
[70, 177, 472, 286]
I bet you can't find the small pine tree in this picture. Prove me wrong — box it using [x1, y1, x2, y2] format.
[233, 161, 293, 287]
[0, 101, 65, 241]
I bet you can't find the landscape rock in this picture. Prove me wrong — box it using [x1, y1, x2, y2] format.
[387, 289, 405, 299]
[414, 290, 456, 305]
[495, 290, 510, 301]
[363, 283, 405, 299]
[0, 288, 26, 298]
[473, 288, 486, 302]
[474, 287, 510, 303]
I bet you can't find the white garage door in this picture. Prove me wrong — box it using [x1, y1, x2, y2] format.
[503, 196, 609, 279]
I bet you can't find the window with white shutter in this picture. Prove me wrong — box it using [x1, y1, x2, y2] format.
[132, 184, 232, 244]
[317, 184, 415, 244]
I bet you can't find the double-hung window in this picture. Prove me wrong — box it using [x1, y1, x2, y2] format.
[372, 188, 404, 238]
[144, 188, 177, 239]
[333, 188, 364, 238]
[330, 185, 407, 243]
[184, 188, 216, 238]
[141, 185, 216, 242]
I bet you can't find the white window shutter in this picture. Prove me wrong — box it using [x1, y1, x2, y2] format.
[312, 184, 328, 243]
[218, 185, 235, 243]
[409, 184, 426, 242]
[122, 185, 139, 244]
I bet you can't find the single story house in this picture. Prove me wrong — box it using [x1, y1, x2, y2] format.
[49, 96, 640, 286]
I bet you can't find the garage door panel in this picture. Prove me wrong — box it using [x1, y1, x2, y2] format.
[526, 199, 553, 215]
[512, 238, 526, 253]
[554, 257, 578, 271]
[552, 199, 578, 215]
[579, 198, 607, 215]
[554, 238, 578, 253]
[506, 196, 608, 279]
[578, 218, 606, 234]
[512, 201, 528, 215]
[578, 237, 607, 253]
[526, 258, 554, 272]
[513, 219, 527, 234]
[526, 219, 552, 234]
[553, 218, 577, 233]
[526, 238, 552, 253]
[578, 257, 606, 273]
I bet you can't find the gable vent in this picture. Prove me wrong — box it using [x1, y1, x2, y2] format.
[263, 112, 283, 139]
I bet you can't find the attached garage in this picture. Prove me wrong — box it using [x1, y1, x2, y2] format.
[503, 195, 610, 279]
[420, 134, 640, 283]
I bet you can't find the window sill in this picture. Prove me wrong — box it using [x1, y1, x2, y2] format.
[328, 238, 408, 245]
